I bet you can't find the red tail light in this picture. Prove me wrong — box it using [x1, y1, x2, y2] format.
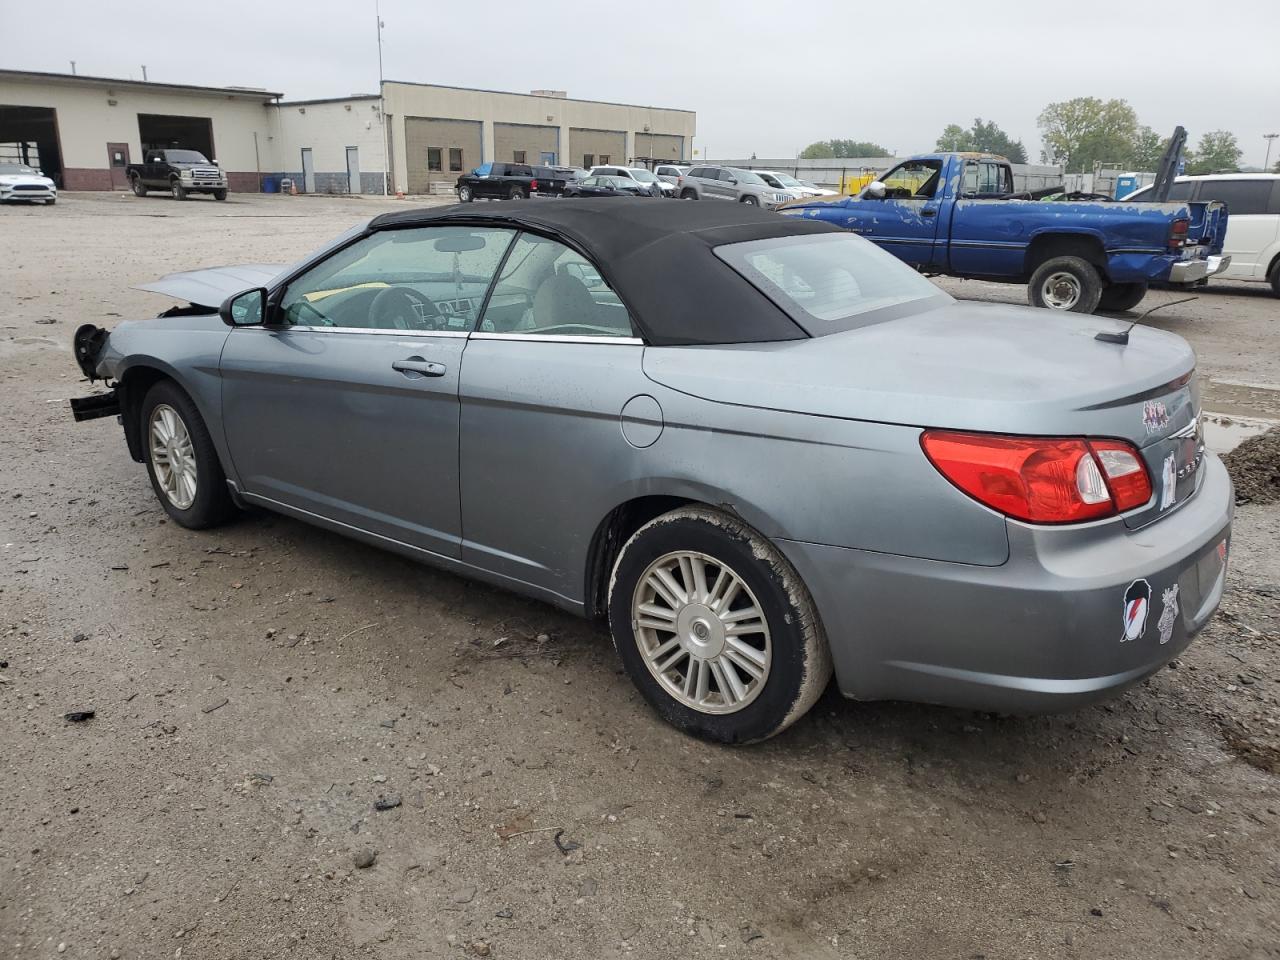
[529, 179, 539, 191]
[921, 431, 1153, 524]
[1168, 217, 1189, 250]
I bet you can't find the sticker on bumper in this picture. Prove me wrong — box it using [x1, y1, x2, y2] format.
[1157, 584, 1180, 645]
[1122, 578, 1151, 642]
[1143, 400, 1169, 435]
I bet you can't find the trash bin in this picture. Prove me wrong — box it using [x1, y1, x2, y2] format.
[262, 176, 279, 194]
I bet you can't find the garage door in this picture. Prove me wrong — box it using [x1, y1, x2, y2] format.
[494, 123, 558, 165]
[404, 117, 482, 194]
[633, 132, 685, 163]
[569, 128, 625, 170]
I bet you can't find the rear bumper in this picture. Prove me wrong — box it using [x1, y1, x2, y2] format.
[1207, 254, 1232, 276]
[1169, 258, 1210, 283]
[775, 454, 1234, 713]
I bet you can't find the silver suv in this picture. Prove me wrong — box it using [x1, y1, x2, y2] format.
[679, 165, 792, 208]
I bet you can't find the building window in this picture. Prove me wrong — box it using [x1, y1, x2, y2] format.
[449, 148, 463, 172]
[583, 154, 594, 168]
[513, 150, 526, 164]
[427, 147, 442, 172]
[599, 154, 610, 165]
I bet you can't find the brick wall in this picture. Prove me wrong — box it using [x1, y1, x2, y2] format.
[225, 172, 260, 192]
[62, 168, 113, 190]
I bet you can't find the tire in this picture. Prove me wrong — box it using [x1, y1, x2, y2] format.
[458, 184, 473, 202]
[740, 195, 759, 206]
[131, 176, 147, 197]
[213, 189, 227, 201]
[1098, 281, 1148, 313]
[1269, 261, 1280, 298]
[140, 380, 236, 529]
[171, 180, 187, 201]
[1027, 255, 1103, 313]
[681, 189, 697, 200]
[607, 506, 832, 744]
[508, 185, 527, 200]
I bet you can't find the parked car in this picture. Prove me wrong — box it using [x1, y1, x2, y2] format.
[678, 165, 793, 208]
[70, 199, 1232, 744]
[752, 170, 837, 198]
[654, 164, 690, 193]
[455, 163, 571, 201]
[589, 165, 671, 197]
[565, 175, 658, 198]
[126, 149, 228, 201]
[781, 152, 1231, 314]
[0, 162, 57, 204]
[1124, 174, 1280, 296]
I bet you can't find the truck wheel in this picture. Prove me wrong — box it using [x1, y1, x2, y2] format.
[213, 189, 227, 201]
[131, 176, 147, 197]
[170, 180, 187, 201]
[457, 185, 473, 202]
[607, 506, 832, 744]
[1028, 256, 1103, 313]
[508, 185, 527, 200]
[1098, 282, 1148, 313]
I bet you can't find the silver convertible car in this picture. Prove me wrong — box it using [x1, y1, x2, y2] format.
[70, 200, 1233, 743]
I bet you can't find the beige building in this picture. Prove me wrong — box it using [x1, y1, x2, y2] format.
[1, 70, 695, 196]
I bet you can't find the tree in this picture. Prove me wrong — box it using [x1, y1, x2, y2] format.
[800, 139, 892, 159]
[1185, 130, 1242, 175]
[934, 118, 1027, 163]
[1129, 126, 1166, 170]
[1037, 97, 1139, 173]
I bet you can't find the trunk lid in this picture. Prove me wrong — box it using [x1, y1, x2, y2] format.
[642, 300, 1202, 526]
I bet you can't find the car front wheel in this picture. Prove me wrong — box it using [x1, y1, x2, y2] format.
[171, 180, 187, 201]
[740, 195, 759, 205]
[141, 380, 236, 529]
[458, 185, 473, 202]
[607, 506, 832, 744]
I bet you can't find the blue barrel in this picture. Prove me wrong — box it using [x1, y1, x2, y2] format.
[262, 176, 279, 194]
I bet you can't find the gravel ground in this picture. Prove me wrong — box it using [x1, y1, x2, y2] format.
[2, 193, 1279, 960]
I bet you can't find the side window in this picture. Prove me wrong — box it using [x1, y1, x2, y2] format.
[427, 147, 442, 172]
[448, 148, 463, 172]
[477, 233, 634, 338]
[963, 162, 1011, 197]
[278, 227, 516, 331]
[880, 160, 943, 199]
[1196, 180, 1271, 216]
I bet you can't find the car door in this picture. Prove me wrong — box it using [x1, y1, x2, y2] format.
[850, 158, 944, 267]
[219, 225, 517, 558]
[459, 231, 649, 602]
[1194, 178, 1279, 278]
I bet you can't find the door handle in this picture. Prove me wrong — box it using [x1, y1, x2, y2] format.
[392, 357, 446, 377]
[921, 207, 938, 217]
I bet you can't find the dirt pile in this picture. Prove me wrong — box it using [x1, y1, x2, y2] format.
[1222, 428, 1280, 504]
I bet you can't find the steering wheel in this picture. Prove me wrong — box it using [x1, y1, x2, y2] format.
[369, 286, 442, 331]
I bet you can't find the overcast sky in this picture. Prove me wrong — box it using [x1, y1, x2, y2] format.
[9, 0, 1279, 166]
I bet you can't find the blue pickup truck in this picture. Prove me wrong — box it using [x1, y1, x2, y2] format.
[780, 152, 1229, 313]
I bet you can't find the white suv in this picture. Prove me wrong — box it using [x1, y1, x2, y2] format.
[1126, 174, 1280, 295]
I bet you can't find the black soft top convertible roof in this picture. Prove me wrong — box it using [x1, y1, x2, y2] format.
[368, 199, 840, 345]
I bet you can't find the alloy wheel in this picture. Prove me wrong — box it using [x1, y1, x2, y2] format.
[631, 550, 771, 714]
[149, 403, 198, 509]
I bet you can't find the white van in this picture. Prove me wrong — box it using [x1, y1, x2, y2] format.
[1125, 174, 1280, 295]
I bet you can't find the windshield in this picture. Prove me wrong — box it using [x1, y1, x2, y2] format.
[628, 169, 658, 183]
[727, 168, 764, 185]
[163, 150, 210, 164]
[757, 173, 782, 188]
[0, 164, 39, 176]
[714, 232, 947, 335]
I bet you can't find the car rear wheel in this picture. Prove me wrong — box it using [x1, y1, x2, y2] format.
[1269, 260, 1280, 298]
[607, 506, 832, 744]
[1098, 281, 1148, 313]
[458, 185, 473, 202]
[681, 189, 697, 200]
[171, 180, 187, 201]
[141, 380, 236, 529]
[1027, 255, 1103, 313]
[131, 176, 147, 197]
[508, 185, 527, 200]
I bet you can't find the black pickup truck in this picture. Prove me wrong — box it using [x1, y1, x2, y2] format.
[126, 149, 228, 201]
[455, 162, 577, 201]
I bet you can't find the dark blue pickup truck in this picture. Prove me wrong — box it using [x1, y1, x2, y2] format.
[780, 152, 1229, 313]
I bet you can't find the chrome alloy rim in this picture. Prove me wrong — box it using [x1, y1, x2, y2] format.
[1040, 271, 1081, 309]
[631, 550, 771, 714]
[149, 404, 197, 509]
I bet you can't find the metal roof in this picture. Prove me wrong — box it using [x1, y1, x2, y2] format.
[0, 69, 282, 100]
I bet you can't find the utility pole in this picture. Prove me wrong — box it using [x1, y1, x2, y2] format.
[376, 0, 389, 196]
[69, 60, 76, 75]
[1265, 133, 1279, 172]
[141, 65, 148, 81]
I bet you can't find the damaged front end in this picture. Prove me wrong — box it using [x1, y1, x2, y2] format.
[69, 323, 121, 422]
